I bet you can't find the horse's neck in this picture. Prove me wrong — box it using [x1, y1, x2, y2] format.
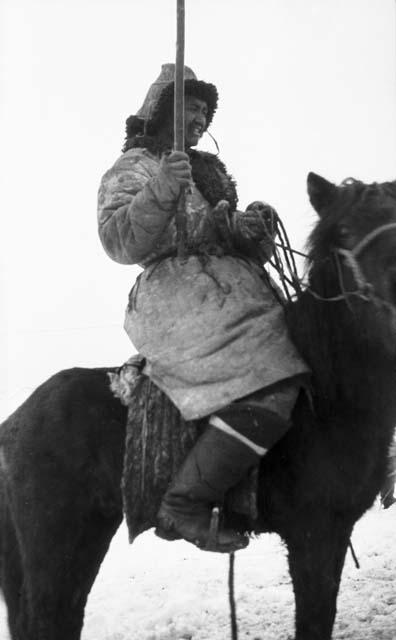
[288, 293, 396, 419]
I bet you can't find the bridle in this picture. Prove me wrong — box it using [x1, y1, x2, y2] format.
[306, 222, 396, 313]
[260, 205, 396, 315]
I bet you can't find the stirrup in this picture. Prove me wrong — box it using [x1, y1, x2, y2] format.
[202, 507, 248, 553]
[204, 506, 220, 551]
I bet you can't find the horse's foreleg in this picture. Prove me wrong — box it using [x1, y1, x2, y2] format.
[284, 511, 353, 640]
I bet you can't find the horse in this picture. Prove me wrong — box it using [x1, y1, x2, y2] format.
[1, 171, 396, 640]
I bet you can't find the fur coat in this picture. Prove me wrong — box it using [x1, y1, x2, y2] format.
[97, 147, 308, 420]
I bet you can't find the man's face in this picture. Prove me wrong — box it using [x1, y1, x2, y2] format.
[184, 96, 208, 148]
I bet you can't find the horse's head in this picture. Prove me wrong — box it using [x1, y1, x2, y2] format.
[306, 172, 396, 352]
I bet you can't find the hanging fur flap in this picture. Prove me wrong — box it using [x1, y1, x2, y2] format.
[108, 355, 146, 406]
[121, 375, 203, 542]
[120, 373, 260, 542]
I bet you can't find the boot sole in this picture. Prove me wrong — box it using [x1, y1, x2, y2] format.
[155, 526, 182, 541]
[155, 525, 249, 553]
[202, 538, 249, 553]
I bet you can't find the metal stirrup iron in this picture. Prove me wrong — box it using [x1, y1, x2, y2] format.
[204, 506, 220, 550]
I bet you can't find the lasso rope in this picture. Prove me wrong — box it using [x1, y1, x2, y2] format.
[256, 209, 305, 304]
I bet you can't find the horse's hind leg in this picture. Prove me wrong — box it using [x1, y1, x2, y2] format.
[1, 505, 24, 640]
[54, 510, 123, 640]
[14, 508, 121, 640]
[284, 512, 353, 640]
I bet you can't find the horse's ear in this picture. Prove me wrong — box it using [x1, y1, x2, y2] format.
[307, 172, 337, 215]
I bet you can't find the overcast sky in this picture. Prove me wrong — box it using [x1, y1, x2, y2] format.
[1, 0, 396, 419]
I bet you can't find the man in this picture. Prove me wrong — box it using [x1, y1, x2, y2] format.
[98, 64, 308, 553]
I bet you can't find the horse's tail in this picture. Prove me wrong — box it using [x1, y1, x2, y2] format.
[0, 438, 6, 593]
[0, 420, 11, 595]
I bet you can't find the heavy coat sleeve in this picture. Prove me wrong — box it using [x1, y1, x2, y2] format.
[97, 151, 177, 265]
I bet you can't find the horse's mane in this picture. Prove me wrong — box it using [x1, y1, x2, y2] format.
[286, 178, 396, 418]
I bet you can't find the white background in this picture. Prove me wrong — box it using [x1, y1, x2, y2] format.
[1, 4, 396, 639]
[1, 0, 396, 416]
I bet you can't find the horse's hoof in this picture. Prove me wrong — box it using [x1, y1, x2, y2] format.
[382, 495, 396, 509]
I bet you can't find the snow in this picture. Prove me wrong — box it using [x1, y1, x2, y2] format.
[1, 501, 395, 639]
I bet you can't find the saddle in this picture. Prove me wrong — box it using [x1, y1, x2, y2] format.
[109, 356, 259, 542]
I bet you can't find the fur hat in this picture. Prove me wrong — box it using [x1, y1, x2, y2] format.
[125, 63, 218, 139]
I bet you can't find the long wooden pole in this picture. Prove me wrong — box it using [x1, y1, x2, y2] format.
[174, 0, 187, 259]
[174, 0, 185, 152]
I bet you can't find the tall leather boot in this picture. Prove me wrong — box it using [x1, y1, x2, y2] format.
[155, 404, 293, 552]
[156, 423, 260, 552]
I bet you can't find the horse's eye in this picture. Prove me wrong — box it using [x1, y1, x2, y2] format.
[337, 225, 356, 249]
[338, 225, 350, 239]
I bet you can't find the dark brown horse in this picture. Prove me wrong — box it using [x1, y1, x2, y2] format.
[1, 172, 396, 640]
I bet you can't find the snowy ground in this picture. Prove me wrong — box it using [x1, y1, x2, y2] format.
[0, 501, 395, 640]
